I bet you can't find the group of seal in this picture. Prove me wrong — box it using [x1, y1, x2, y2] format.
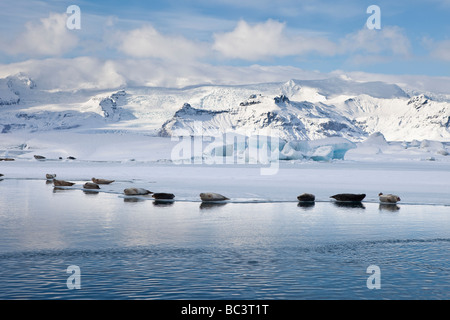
[49, 175, 114, 190]
[45, 173, 176, 200]
[297, 192, 401, 204]
[35, 155, 76, 161]
[42, 172, 401, 205]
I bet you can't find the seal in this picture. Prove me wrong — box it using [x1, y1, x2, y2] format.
[297, 193, 315, 202]
[378, 193, 401, 203]
[330, 193, 366, 202]
[152, 193, 175, 200]
[200, 193, 229, 202]
[53, 179, 76, 187]
[92, 178, 115, 185]
[34, 155, 46, 160]
[83, 182, 100, 190]
[124, 188, 152, 195]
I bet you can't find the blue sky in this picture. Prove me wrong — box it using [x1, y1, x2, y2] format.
[0, 0, 449, 89]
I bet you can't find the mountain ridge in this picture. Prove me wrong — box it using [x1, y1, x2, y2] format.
[0, 74, 449, 142]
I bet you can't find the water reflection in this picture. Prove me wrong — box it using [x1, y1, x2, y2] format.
[124, 197, 145, 203]
[153, 200, 175, 207]
[53, 187, 76, 193]
[83, 190, 100, 195]
[332, 202, 366, 209]
[379, 203, 400, 212]
[200, 202, 228, 210]
[297, 202, 315, 210]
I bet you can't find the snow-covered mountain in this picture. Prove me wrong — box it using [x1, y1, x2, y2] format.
[1, 74, 449, 142]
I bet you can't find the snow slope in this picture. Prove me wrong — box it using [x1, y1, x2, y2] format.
[0, 74, 449, 142]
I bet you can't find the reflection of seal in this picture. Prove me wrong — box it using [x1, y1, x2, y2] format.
[297, 193, 315, 202]
[124, 197, 145, 203]
[53, 179, 76, 187]
[124, 188, 152, 195]
[379, 203, 400, 212]
[333, 202, 365, 209]
[152, 193, 175, 200]
[153, 200, 175, 207]
[378, 193, 401, 203]
[297, 202, 315, 210]
[200, 202, 227, 210]
[92, 178, 115, 185]
[330, 193, 366, 202]
[200, 193, 229, 202]
[83, 182, 100, 190]
[84, 190, 99, 195]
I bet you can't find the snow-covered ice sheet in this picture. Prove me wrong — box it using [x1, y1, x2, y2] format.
[1, 131, 449, 206]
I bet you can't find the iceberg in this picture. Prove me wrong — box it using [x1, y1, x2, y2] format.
[350, 132, 389, 155]
[279, 137, 356, 161]
[310, 145, 334, 161]
[307, 137, 357, 161]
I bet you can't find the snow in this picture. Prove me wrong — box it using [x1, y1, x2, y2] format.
[1, 130, 449, 206]
[1, 74, 449, 141]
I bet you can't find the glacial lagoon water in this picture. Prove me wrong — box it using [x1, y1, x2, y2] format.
[0, 178, 449, 300]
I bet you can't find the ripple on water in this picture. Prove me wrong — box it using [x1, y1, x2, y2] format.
[0, 238, 449, 300]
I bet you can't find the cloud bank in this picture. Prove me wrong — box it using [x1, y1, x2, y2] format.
[0, 7, 449, 93]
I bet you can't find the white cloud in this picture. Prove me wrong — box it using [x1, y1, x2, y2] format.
[0, 57, 325, 90]
[340, 26, 412, 58]
[2, 13, 79, 57]
[3, 56, 450, 95]
[212, 20, 413, 63]
[0, 57, 125, 91]
[213, 19, 337, 60]
[115, 25, 208, 62]
[428, 39, 450, 61]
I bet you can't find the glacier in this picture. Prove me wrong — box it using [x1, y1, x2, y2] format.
[0, 73, 449, 163]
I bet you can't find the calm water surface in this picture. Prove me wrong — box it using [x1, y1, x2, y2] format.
[0, 179, 449, 299]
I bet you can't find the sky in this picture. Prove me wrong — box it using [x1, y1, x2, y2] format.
[0, 0, 449, 91]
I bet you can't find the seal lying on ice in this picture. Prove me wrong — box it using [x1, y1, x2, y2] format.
[124, 188, 152, 195]
[297, 193, 315, 202]
[152, 193, 175, 200]
[378, 193, 401, 203]
[200, 193, 229, 202]
[53, 179, 76, 187]
[83, 182, 100, 190]
[330, 193, 366, 202]
[92, 178, 115, 185]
